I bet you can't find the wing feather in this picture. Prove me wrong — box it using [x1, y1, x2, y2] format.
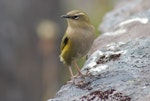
[60, 34, 69, 52]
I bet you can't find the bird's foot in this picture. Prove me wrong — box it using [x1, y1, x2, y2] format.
[67, 72, 89, 85]
[67, 75, 77, 84]
[74, 71, 88, 78]
[69, 76, 89, 86]
[67, 80, 74, 84]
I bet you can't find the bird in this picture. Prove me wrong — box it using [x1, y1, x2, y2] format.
[60, 10, 96, 82]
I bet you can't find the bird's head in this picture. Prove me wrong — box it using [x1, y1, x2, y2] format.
[61, 10, 91, 28]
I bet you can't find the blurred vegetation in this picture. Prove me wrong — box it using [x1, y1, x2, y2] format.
[0, 0, 116, 101]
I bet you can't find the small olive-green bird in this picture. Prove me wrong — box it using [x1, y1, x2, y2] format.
[60, 10, 96, 81]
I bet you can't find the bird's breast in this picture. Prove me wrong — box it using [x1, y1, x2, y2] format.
[68, 27, 95, 57]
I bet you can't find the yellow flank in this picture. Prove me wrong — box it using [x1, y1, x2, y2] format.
[60, 38, 72, 65]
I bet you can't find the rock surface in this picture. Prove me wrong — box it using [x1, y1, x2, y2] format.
[48, 0, 150, 101]
[99, 0, 150, 33]
[48, 37, 150, 101]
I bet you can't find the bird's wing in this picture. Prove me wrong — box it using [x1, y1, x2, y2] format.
[60, 34, 69, 52]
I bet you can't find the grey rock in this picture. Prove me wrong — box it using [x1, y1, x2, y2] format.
[99, 0, 150, 33]
[48, 37, 150, 101]
[90, 9, 150, 54]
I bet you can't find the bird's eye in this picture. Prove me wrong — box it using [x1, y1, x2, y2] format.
[72, 16, 79, 20]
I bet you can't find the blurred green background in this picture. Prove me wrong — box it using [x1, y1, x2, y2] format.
[0, 0, 116, 101]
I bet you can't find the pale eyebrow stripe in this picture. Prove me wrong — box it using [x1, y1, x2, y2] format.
[76, 12, 85, 16]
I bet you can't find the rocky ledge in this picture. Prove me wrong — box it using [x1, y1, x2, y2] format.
[48, 0, 150, 101]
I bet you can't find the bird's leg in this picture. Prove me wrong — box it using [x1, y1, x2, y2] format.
[73, 60, 82, 76]
[67, 65, 76, 84]
[68, 65, 74, 79]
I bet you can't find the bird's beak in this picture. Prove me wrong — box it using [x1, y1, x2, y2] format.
[61, 15, 70, 18]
